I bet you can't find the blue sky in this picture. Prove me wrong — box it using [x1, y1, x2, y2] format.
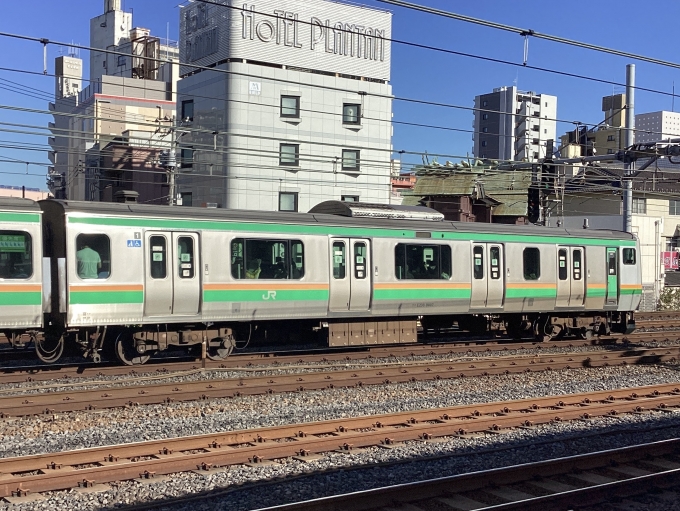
[2, 0, 680, 189]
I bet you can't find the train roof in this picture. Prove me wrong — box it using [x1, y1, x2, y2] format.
[40, 199, 636, 242]
[0, 197, 41, 212]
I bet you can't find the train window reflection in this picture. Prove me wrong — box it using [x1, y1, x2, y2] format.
[0, 231, 32, 279]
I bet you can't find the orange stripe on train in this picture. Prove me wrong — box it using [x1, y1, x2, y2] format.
[0, 284, 41, 292]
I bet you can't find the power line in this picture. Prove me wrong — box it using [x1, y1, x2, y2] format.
[378, 0, 680, 70]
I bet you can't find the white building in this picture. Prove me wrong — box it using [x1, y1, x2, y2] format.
[473, 86, 557, 163]
[635, 111, 680, 145]
[176, 0, 393, 211]
[48, 0, 179, 201]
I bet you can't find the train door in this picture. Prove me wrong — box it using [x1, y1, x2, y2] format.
[470, 243, 504, 309]
[570, 248, 585, 306]
[144, 232, 173, 316]
[606, 247, 619, 306]
[145, 232, 200, 316]
[556, 246, 586, 308]
[328, 238, 371, 312]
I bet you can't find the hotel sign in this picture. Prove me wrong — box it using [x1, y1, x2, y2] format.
[180, 0, 391, 80]
[241, 4, 386, 62]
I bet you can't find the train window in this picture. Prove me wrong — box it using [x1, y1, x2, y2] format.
[149, 236, 167, 279]
[608, 250, 617, 275]
[231, 238, 305, 279]
[333, 242, 346, 279]
[0, 231, 32, 279]
[354, 242, 367, 279]
[573, 249, 582, 280]
[178, 237, 194, 279]
[523, 247, 540, 280]
[76, 234, 110, 279]
[558, 249, 568, 280]
[490, 246, 500, 280]
[473, 246, 484, 279]
[395, 243, 451, 280]
[623, 248, 636, 265]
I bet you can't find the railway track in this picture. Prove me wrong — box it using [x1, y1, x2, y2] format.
[261, 437, 680, 511]
[0, 346, 677, 417]
[1, 383, 678, 500]
[0, 337, 642, 385]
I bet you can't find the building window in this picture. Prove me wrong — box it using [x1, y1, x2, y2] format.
[607, 134, 615, 141]
[76, 234, 110, 280]
[632, 197, 646, 214]
[532, 125, 539, 131]
[481, 141, 487, 147]
[117, 55, 126, 67]
[181, 100, 194, 122]
[341, 195, 359, 202]
[279, 192, 298, 212]
[532, 138, 539, 145]
[523, 247, 540, 280]
[482, 113, 489, 120]
[0, 231, 32, 279]
[670, 199, 680, 215]
[482, 127, 488, 133]
[180, 192, 192, 207]
[343, 104, 360, 124]
[533, 152, 539, 159]
[280, 95, 300, 117]
[279, 144, 299, 166]
[482, 100, 488, 107]
[342, 149, 360, 171]
[180, 148, 193, 168]
[607, 149, 614, 154]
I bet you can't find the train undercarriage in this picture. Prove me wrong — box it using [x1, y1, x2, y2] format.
[5, 311, 636, 365]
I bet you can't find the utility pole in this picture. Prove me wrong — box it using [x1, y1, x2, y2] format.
[156, 106, 177, 206]
[623, 64, 635, 233]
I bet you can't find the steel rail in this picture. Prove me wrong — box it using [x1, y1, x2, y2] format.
[0, 337, 634, 385]
[256, 437, 680, 510]
[1, 347, 677, 417]
[0, 384, 678, 498]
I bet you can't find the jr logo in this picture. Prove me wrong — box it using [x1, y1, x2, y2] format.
[262, 291, 277, 300]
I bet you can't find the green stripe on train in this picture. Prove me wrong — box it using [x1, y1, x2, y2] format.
[70, 290, 144, 305]
[587, 288, 607, 297]
[620, 288, 642, 295]
[0, 292, 41, 306]
[506, 288, 558, 299]
[203, 289, 329, 303]
[69, 217, 636, 247]
[0, 212, 40, 223]
[373, 288, 471, 300]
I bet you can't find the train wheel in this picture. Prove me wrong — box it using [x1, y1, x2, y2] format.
[35, 333, 64, 364]
[114, 329, 150, 366]
[206, 334, 235, 361]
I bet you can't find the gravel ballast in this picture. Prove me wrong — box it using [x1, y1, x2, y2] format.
[0, 363, 679, 510]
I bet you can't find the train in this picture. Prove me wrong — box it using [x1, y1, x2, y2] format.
[0, 197, 641, 365]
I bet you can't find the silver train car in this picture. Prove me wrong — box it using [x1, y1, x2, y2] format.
[0, 199, 641, 365]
